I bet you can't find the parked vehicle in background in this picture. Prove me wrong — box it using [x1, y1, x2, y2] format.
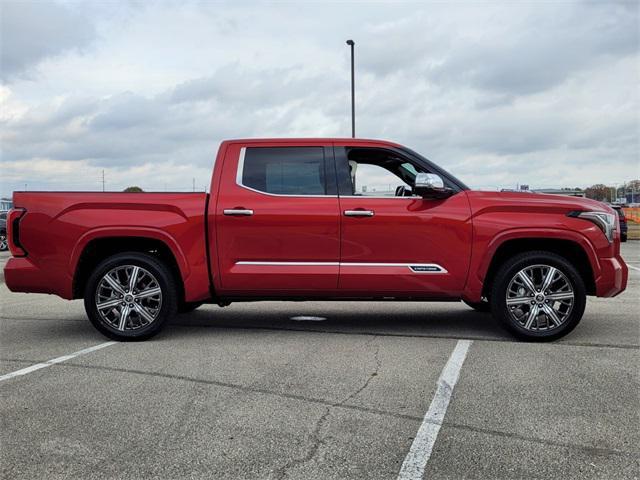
[0, 211, 8, 251]
[3, 138, 628, 342]
[612, 206, 628, 242]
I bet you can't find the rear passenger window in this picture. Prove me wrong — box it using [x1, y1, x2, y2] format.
[240, 147, 326, 195]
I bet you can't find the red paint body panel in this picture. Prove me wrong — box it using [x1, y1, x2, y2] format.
[3, 138, 628, 305]
[337, 193, 471, 296]
[4, 192, 210, 301]
[462, 191, 627, 301]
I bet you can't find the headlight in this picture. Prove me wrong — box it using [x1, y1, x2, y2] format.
[567, 211, 617, 243]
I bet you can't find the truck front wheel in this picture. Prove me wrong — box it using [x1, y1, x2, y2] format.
[462, 299, 491, 312]
[490, 251, 586, 341]
[84, 252, 178, 341]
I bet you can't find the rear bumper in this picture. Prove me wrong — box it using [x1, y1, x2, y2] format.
[3, 257, 62, 296]
[595, 254, 628, 297]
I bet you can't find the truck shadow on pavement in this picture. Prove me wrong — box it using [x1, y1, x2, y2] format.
[166, 303, 510, 342]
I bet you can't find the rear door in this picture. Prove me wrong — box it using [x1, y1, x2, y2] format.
[215, 142, 340, 293]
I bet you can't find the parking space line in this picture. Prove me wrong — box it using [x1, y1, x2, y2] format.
[0, 341, 117, 383]
[627, 264, 640, 272]
[397, 339, 472, 480]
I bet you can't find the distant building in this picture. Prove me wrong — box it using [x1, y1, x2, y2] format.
[1, 198, 13, 211]
[533, 189, 585, 198]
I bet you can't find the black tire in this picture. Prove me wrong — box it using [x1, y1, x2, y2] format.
[0, 232, 7, 251]
[620, 233, 627, 242]
[462, 299, 491, 312]
[84, 252, 178, 341]
[490, 251, 586, 341]
[178, 301, 203, 314]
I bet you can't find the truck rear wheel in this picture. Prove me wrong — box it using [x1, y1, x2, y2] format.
[84, 252, 178, 341]
[490, 251, 586, 341]
[178, 301, 204, 313]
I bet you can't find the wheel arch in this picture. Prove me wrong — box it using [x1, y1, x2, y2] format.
[72, 233, 186, 302]
[480, 235, 597, 299]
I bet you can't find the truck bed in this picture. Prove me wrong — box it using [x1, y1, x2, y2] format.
[6, 191, 211, 301]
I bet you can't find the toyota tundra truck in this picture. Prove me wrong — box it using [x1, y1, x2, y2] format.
[3, 138, 628, 341]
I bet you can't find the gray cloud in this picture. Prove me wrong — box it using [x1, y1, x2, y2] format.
[357, 2, 638, 96]
[0, 1, 638, 193]
[1, 1, 96, 82]
[434, 5, 638, 95]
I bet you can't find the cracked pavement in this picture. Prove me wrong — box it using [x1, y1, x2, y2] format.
[0, 242, 638, 479]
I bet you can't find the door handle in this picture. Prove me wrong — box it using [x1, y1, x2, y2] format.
[223, 209, 254, 216]
[344, 210, 374, 217]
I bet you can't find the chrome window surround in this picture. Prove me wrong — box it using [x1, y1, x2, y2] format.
[236, 147, 422, 200]
[236, 147, 334, 198]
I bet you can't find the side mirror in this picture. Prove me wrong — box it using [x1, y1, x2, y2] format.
[413, 173, 452, 199]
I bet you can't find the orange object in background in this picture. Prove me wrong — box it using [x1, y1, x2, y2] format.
[623, 207, 640, 223]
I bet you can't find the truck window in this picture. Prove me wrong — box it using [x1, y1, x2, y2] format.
[350, 164, 412, 196]
[337, 147, 426, 197]
[240, 147, 327, 196]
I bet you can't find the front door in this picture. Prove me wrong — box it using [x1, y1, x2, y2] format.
[334, 144, 472, 297]
[216, 142, 340, 294]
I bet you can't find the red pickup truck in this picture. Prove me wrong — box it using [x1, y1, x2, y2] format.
[4, 138, 628, 341]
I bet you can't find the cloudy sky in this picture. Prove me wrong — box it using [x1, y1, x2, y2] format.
[1, 0, 638, 195]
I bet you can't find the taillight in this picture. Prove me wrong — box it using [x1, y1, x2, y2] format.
[7, 208, 27, 257]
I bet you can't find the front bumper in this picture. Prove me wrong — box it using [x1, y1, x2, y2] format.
[595, 254, 628, 297]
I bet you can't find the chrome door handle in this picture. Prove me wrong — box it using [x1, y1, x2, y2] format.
[344, 210, 374, 217]
[223, 209, 254, 216]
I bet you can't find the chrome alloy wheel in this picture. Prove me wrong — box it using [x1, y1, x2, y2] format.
[95, 265, 162, 331]
[0, 234, 7, 251]
[505, 264, 574, 332]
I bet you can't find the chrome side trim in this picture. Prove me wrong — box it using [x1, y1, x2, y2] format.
[343, 196, 419, 200]
[236, 147, 338, 198]
[341, 263, 448, 273]
[235, 261, 447, 273]
[236, 261, 339, 266]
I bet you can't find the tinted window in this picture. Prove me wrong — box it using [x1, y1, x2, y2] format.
[241, 147, 326, 195]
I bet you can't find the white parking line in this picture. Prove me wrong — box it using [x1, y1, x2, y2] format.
[397, 339, 472, 480]
[627, 264, 640, 272]
[0, 341, 117, 383]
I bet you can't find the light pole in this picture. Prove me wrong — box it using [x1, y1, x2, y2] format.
[346, 39, 355, 138]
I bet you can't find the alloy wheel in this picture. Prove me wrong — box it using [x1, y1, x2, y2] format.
[95, 265, 162, 331]
[505, 264, 574, 332]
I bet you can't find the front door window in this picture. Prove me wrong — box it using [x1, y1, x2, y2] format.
[339, 147, 427, 197]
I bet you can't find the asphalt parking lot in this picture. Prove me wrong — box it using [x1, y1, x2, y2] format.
[1, 244, 638, 479]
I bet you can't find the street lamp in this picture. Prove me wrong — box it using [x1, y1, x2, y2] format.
[346, 39, 355, 138]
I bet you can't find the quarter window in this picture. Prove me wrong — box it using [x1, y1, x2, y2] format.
[241, 147, 326, 195]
